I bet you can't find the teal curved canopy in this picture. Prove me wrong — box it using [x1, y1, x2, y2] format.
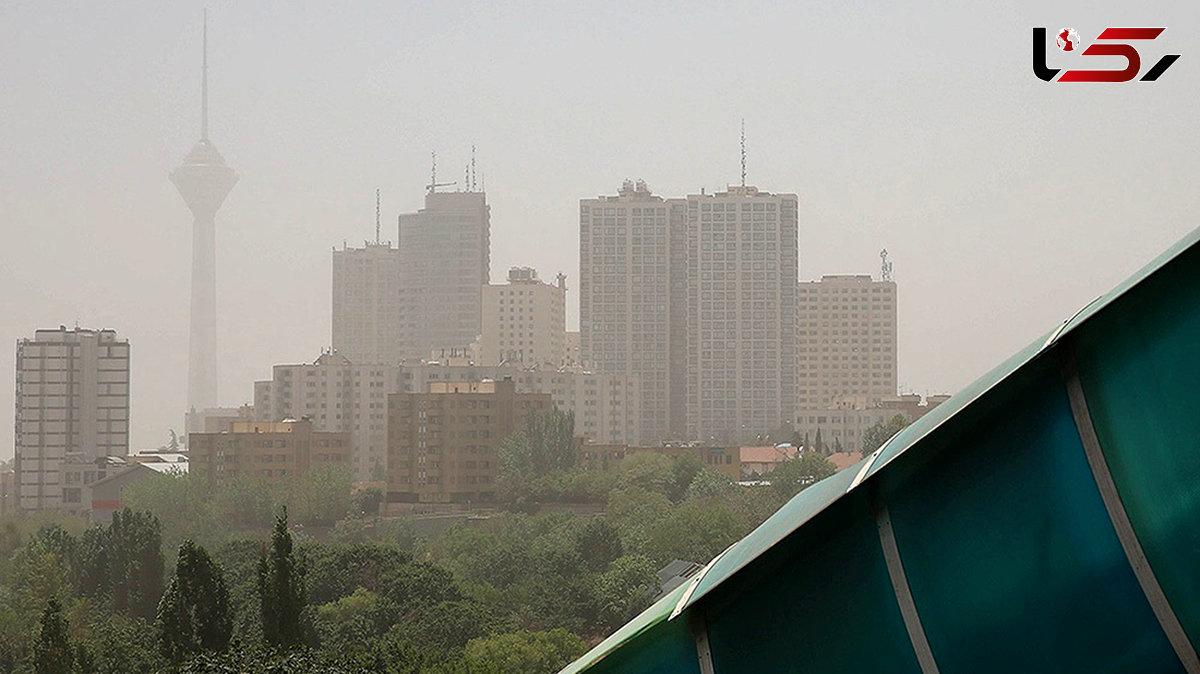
[562, 226, 1200, 674]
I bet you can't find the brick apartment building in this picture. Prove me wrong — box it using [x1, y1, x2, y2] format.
[387, 379, 551, 503]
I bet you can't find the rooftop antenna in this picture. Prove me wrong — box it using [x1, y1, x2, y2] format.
[375, 188, 381, 244]
[471, 144, 477, 191]
[426, 151, 456, 193]
[880, 249, 893, 282]
[740, 118, 746, 188]
[201, 9, 209, 141]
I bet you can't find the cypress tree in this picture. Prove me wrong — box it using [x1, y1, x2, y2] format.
[33, 598, 73, 674]
[157, 540, 233, 663]
[258, 508, 307, 648]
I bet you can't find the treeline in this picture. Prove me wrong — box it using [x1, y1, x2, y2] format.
[0, 410, 843, 673]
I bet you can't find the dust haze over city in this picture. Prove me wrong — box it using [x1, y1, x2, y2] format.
[4, 0, 1200, 671]
[1, 0, 1197, 457]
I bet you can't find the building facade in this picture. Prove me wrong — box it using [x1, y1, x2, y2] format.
[796, 274, 897, 408]
[580, 180, 688, 445]
[188, 419, 350, 485]
[396, 191, 490, 360]
[386, 379, 551, 503]
[254, 353, 639, 480]
[480, 267, 567, 367]
[332, 241, 403, 365]
[14, 327, 130, 511]
[792, 394, 946, 455]
[686, 186, 799, 444]
[254, 352, 394, 481]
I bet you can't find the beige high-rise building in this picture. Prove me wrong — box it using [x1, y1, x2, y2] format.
[796, 274, 897, 408]
[480, 267, 566, 367]
[332, 241, 402, 365]
[397, 191, 490, 360]
[14, 327, 130, 511]
[686, 186, 798, 444]
[580, 180, 688, 445]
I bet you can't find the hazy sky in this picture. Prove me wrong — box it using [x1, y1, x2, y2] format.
[2, 1, 1197, 458]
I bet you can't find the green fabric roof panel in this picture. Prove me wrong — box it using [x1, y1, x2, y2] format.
[558, 580, 696, 674]
[559, 225, 1200, 674]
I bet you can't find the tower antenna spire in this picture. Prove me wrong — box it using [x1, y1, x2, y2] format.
[740, 118, 746, 188]
[471, 144, 477, 191]
[201, 9, 209, 141]
[375, 188, 381, 244]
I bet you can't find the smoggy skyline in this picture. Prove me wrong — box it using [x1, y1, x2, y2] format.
[2, 0, 1198, 457]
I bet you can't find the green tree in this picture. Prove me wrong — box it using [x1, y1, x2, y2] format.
[462, 629, 587, 674]
[593, 554, 657, 631]
[108, 509, 165, 620]
[352, 486, 384, 517]
[684, 468, 736, 501]
[769, 452, 837, 500]
[258, 509, 308, 648]
[862, 414, 910, 456]
[74, 526, 110, 600]
[11, 539, 73, 620]
[574, 518, 623, 573]
[33, 598, 73, 674]
[157, 540, 233, 663]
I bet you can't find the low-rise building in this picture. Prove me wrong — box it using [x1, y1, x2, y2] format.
[578, 443, 741, 481]
[188, 418, 351, 486]
[387, 379, 551, 504]
[792, 394, 948, 455]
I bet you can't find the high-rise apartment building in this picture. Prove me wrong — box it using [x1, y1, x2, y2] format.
[580, 180, 688, 444]
[14, 327, 130, 511]
[685, 186, 799, 443]
[253, 352, 394, 481]
[796, 274, 897, 408]
[480, 267, 567, 367]
[332, 241, 402, 365]
[387, 379, 551, 503]
[397, 191, 490, 359]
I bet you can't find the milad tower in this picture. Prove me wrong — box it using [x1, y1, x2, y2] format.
[171, 15, 236, 416]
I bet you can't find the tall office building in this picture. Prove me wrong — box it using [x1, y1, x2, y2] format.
[171, 16, 237, 412]
[796, 274, 897, 408]
[480, 267, 567, 366]
[686, 186, 798, 443]
[332, 241, 402, 365]
[14, 327, 130, 511]
[579, 180, 688, 444]
[397, 191, 490, 359]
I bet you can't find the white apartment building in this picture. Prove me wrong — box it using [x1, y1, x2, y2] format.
[580, 180, 688, 445]
[686, 186, 799, 444]
[14, 327, 130, 511]
[254, 352, 397, 481]
[480, 267, 567, 367]
[332, 241, 403, 365]
[796, 274, 897, 408]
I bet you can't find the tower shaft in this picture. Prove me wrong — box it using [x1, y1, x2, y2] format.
[189, 209, 218, 409]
